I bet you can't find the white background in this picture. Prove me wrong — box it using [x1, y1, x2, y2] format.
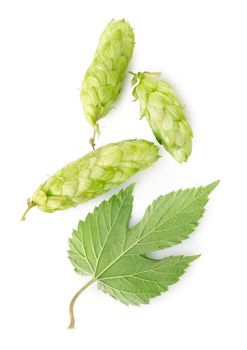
[0, 0, 246, 349]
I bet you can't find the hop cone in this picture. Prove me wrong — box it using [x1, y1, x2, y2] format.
[21, 140, 159, 219]
[131, 72, 193, 163]
[81, 19, 135, 138]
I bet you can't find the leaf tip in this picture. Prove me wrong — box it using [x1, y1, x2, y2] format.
[127, 182, 136, 191]
[204, 179, 220, 195]
[122, 183, 136, 197]
[190, 254, 201, 262]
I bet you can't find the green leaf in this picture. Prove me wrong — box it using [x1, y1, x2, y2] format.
[98, 255, 199, 305]
[69, 184, 134, 276]
[124, 181, 219, 254]
[68, 181, 219, 328]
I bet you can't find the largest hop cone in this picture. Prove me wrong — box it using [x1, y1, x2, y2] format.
[21, 139, 159, 220]
[132, 72, 193, 163]
[81, 19, 135, 138]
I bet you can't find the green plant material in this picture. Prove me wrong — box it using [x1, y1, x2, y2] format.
[68, 180, 219, 328]
[21, 140, 159, 220]
[81, 19, 135, 146]
[131, 72, 193, 163]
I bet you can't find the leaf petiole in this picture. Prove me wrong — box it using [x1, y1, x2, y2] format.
[68, 277, 96, 329]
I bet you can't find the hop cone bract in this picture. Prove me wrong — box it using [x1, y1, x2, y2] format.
[22, 140, 159, 219]
[81, 19, 135, 136]
[132, 72, 193, 163]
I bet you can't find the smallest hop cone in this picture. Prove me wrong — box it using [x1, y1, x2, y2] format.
[131, 72, 193, 163]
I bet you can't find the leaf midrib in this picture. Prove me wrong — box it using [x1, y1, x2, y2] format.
[94, 190, 130, 275]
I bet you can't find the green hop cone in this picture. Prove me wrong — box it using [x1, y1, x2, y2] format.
[81, 19, 135, 144]
[21, 140, 159, 220]
[131, 72, 193, 163]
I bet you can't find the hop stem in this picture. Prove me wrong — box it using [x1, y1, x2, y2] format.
[67, 277, 96, 329]
[143, 71, 161, 78]
[20, 200, 35, 221]
[89, 130, 96, 150]
[89, 123, 100, 150]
